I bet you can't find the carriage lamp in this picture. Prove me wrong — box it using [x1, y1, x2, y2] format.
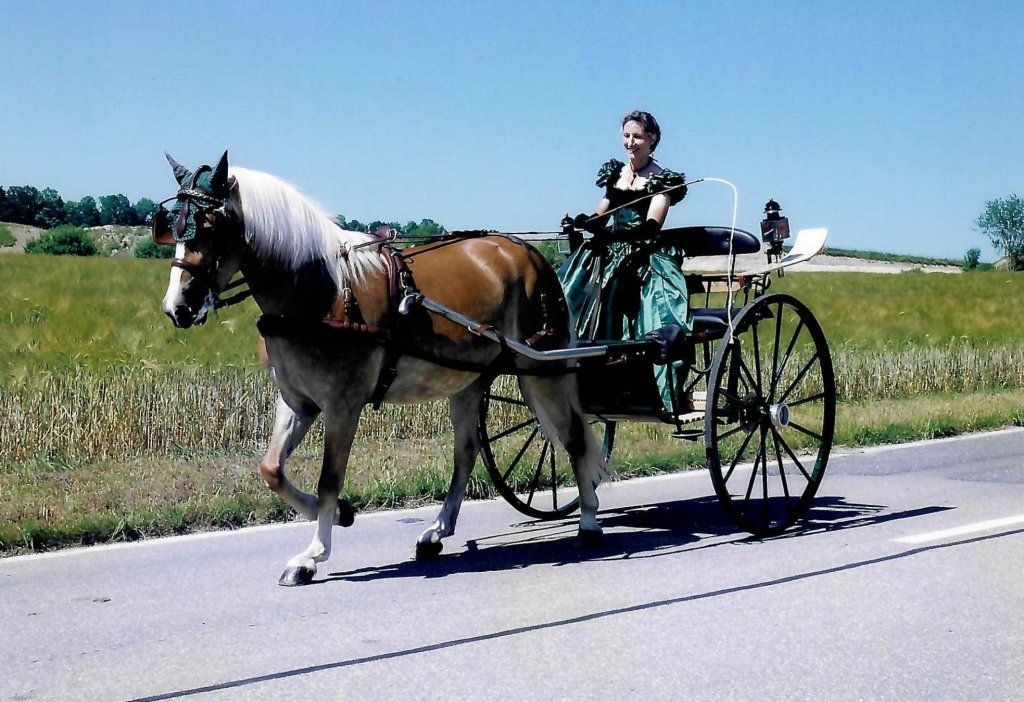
[760, 199, 790, 259]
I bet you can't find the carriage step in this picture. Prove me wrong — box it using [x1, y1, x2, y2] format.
[669, 410, 704, 424]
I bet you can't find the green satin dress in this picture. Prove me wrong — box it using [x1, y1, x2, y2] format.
[558, 159, 690, 412]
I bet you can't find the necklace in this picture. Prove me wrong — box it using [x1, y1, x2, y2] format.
[628, 158, 653, 186]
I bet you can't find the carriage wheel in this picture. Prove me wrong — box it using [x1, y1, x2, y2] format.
[478, 375, 615, 520]
[705, 293, 836, 536]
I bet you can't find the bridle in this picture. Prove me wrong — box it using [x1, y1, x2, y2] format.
[153, 169, 253, 311]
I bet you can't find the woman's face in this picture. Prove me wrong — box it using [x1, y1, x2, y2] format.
[622, 120, 653, 164]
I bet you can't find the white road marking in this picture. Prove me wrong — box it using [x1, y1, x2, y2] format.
[894, 514, 1024, 544]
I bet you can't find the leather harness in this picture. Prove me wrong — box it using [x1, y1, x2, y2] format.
[256, 232, 569, 409]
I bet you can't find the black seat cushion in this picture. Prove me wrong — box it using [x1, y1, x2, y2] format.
[658, 226, 760, 257]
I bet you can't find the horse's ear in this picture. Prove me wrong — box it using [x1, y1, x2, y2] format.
[211, 150, 229, 196]
[219, 174, 243, 224]
[165, 152, 192, 185]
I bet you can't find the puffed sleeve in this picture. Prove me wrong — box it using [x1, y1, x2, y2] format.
[646, 169, 687, 205]
[595, 159, 625, 188]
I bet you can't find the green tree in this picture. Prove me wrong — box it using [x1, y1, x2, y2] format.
[134, 197, 159, 225]
[25, 225, 98, 256]
[4, 186, 41, 225]
[976, 195, 1024, 271]
[76, 196, 101, 227]
[963, 247, 981, 271]
[67, 196, 102, 227]
[414, 218, 446, 236]
[36, 188, 67, 228]
[0, 186, 10, 221]
[99, 194, 137, 226]
[340, 215, 368, 232]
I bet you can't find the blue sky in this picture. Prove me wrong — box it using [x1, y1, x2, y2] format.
[1, 1, 1020, 260]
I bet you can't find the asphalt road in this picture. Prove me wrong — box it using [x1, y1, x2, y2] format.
[2, 429, 1022, 702]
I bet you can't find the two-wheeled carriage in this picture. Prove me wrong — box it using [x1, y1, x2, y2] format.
[454, 200, 836, 537]
[156, 152, 835, 584]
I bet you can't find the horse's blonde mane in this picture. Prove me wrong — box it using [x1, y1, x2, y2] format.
[230, 166, 383, 286]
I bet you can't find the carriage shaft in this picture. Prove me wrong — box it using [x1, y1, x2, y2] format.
[414, 296, 609, 362]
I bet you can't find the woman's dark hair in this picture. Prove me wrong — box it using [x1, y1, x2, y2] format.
[622, 110, 661, 152]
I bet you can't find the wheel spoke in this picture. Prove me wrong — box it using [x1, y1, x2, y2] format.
[787, 391, 826, 408]
[772, 425, 811, 482]
[502, 426, 540, 482]
[488, 417, 536, 443]
[738, 356, 760, 398]
[718, 418, 758, 442]
[525, 441, 549, 506]
[787, 420, 824, 443]
[770, 301, 783, 399]
[743, 427, 767, 504]
[723, 421, 760, 482]
[751, 318, 764, 396]
[485, 393, 529, 407]
[549, 445, 558, 509]
[778, 351, 820, 405]
[771, 426, 791, 499]
[760, 425, 769, 503]
[770, 318, 805, 399]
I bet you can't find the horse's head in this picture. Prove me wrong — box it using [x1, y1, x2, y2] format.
[155, 151, 246, 328]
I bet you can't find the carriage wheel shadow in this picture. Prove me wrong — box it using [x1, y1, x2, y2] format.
[322, 495, 952, 584]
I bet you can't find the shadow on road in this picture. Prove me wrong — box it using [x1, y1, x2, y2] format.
[324, 495, 952, 584]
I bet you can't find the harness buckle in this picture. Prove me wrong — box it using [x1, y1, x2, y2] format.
[398, 293, 422, 315]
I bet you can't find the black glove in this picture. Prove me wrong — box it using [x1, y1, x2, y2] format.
[610, 218, 663, 243]
[573, 212, 610, 235]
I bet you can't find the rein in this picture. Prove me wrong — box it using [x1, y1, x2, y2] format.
[169, 259, 254, 310]
[581, 179, 697, 224]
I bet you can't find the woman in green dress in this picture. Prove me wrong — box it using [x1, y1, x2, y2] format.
[558, 110, 690, 412]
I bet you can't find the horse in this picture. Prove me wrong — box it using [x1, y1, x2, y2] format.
[155, 151, 608, 586]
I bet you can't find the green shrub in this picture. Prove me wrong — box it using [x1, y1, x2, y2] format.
[133, 237, 175, 259]
[24, 225, 98, 256]
[0, 224, 15, 247]
[963, 247, 981, 270]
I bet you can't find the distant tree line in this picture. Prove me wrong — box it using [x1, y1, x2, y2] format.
[0, 184, 158, 229]
[338, 215, 447, 237]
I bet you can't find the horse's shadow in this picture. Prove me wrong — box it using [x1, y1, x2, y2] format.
[322, 495, 951, 585]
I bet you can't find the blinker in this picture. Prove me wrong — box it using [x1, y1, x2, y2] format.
[151, 208, 174, 245]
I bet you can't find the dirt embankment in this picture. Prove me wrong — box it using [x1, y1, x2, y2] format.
[0, 223, 44, 253]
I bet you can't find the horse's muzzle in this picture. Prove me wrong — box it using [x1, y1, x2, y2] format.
[167, 305, 201, 329]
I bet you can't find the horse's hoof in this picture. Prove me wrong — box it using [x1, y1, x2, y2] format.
[415, 540, 443, 560]
[336, 498, 355, 528]
[278, 566, 315, 587]
[578, 529, 604, 549]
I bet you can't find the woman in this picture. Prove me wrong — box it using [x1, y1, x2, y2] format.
[558, 110, 691, 413]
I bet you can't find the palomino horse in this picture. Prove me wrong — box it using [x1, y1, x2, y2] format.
[156, 152, 607, 586]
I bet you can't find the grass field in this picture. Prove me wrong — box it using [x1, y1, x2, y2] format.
[0, 224, 15, 248]
[1, 256, 1022, 376]
[1, 255, 1021, 553]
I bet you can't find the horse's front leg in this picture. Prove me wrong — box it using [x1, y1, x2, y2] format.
[278, 405, 361, 587]
[416, 375, 489, 559]
[259, 394, 320, 520]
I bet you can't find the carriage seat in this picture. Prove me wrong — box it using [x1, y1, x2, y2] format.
[658, 226, 761, 257]
[643, 307, 743, 363]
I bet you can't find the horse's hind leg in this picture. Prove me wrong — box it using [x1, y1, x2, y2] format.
[519, 374, 608, 544]
[279, 404, 361, 586]
[416, 375, 489, 559]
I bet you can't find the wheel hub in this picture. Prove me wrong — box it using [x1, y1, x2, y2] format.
[768, 402, 791, 428]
